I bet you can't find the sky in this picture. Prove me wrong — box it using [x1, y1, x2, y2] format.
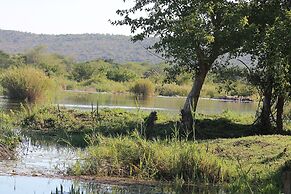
[0, 0, 134, 35]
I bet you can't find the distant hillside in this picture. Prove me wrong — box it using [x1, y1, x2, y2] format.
[0, 29, 162, 64]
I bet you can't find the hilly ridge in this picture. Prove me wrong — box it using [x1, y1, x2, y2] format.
[0, 29, 162, 64]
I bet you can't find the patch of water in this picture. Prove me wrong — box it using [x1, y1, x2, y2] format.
[0, 175, 226, 194]
[0, 137, 78, 176]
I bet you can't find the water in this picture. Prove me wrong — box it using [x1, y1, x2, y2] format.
[54, 91, 257, 115]
[0, 137, 78, 177]
[1, 92, 257, 114]
[0, 175, 225, 194]
[0, 175, 162, 194]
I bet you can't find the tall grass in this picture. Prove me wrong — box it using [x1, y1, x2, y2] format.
[0, 111, 19, 159]
[70, 134, 291, 193]
[0, 66, 54, 102]
[70, 133, 232, 184]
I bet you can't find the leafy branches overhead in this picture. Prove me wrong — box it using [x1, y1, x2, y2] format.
[241, 1, 291, 130]
[113, 0, 248, 74]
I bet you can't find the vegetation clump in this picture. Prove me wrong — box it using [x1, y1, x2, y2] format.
[131, 79, 155, 96]
[0, 66, 54, 102]
[0, 111, 19, 159]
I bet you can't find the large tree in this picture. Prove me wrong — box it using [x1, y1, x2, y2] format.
[113, 0, 248, 131]
[242, 0, 291, 131]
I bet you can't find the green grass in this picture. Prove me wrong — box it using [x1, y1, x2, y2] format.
[70, 134, 291, 193]
[19, 106, 290, 141]
[19, 106, 262, 140]
[11, 105, 291, 192]
[0, 111, 20, 159]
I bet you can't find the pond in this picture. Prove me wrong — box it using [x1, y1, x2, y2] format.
[0, 92, 258, 114]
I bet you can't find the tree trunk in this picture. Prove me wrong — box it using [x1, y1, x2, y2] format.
[276, 94, 284, 132]
[260, 87, 272, 130]
[181, 65, 209, 133]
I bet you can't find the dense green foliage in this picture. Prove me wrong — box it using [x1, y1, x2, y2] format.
[0, 49, 256, 99]
[0, 111, 19, 159]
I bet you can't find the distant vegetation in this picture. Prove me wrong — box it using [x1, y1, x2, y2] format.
[0, 48, 257, 102]
[0, 29, 161, 64]
[131, 79, 155, 96]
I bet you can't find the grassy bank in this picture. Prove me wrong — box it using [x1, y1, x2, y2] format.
[70, 135, 291, 193]
[11, 106, 291, 192]
[19, 106, 259, 141]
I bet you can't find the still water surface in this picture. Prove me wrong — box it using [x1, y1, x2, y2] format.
[1, 91, 257, 114]
[1, 92, 257, 114]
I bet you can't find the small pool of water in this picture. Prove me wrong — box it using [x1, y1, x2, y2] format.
[0, 137, 78, 176]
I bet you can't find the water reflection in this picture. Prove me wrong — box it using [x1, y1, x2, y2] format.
[55, 92, 257, 115]
[1, 91, 257, 114]
[0, 175, 226, 194]
[0, 137, 78, 176]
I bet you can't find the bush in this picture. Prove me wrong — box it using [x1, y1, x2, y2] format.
[106, 67, 137, 82]
[80, 77, 129, 93]
[0, 66, 54, 102]
[131, 79, 155, 96]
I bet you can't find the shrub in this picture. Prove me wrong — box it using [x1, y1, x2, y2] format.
[0, 66, 54, 102]
[106, 67, 137, 82]
[201, 83, 221, 98]
[71, 63, 96, 82]
[131, 79, 155, 96]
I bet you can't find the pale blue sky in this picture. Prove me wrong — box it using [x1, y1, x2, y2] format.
[0, 0, 133, 35]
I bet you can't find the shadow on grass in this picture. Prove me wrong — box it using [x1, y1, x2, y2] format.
[146, 117, 291, 140]
[144, 117, 260, 140]
[196, 118, 259, 140]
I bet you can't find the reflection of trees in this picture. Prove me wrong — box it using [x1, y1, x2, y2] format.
[133, 95, 154, 107]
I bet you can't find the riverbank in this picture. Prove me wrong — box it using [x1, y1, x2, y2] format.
[70, 135, 291, 193]
[1, 106, 291, 193]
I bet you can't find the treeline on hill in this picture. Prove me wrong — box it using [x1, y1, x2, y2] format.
[0, 47, 256, 101]
[0, 29, 161, 63]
